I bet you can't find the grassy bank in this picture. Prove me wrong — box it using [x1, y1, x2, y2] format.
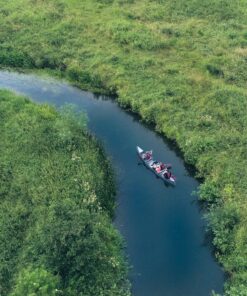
[0, 0, 246, 294]
[0, 90, 130, 296]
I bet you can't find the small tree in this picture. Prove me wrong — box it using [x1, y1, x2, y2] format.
[10, 266, 60, 296]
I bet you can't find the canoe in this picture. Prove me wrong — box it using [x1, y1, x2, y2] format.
[137, 146, 176, 186]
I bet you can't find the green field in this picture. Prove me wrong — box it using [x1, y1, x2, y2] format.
[0, 90, 130, 296]
[0, 0, 247, 294]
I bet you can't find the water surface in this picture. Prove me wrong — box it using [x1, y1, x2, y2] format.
[0, 71, 224, 296]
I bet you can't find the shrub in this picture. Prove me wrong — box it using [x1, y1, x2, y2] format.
[0, 50, 34, 68]
[0, 91, 129, 296]
[206, 64, 224, 77]
[10, 266, 60, 296]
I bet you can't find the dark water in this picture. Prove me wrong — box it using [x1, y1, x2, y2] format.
[0, 71, 224, 296]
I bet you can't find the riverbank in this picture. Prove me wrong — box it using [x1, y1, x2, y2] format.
[0, 89, 130, 296]
[0, 1, 246, 294]
[0, 71, 224, 295]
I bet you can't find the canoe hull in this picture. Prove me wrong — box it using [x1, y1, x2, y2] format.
[136, 146, 176, 186]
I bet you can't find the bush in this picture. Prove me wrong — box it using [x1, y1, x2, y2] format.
[0, 91, 129, 296]
[206, 64, 224, 77]
[10, 266, 60, 296]
[0, 50, 34, 68]
[22, 200, 129, 296]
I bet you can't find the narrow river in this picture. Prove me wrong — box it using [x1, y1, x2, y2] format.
[0, 71, 224, 296]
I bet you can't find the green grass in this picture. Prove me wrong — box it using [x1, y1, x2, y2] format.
[0, 90, 130, 296]
[0, 0, 247, 294]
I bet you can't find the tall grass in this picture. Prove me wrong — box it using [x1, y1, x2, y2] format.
[0, 0, 247, 294]
[0, 90, 130, 296]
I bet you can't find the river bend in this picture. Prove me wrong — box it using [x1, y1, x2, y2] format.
[0, 71, 224, 296]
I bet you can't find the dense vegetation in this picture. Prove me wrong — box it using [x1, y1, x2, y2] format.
[0, 0, 246, 294]
[0, 90, 130, 296]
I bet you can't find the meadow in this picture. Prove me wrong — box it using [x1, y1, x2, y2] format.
[0, 90, 130, 296]
[0, 0, 247, 294]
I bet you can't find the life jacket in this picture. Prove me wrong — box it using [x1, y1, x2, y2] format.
[156, 166, 161, 173]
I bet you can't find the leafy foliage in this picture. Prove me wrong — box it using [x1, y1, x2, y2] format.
[10, 266, 60, 296]
[0, 0, 247, 294]
[0, 91, 130, 296]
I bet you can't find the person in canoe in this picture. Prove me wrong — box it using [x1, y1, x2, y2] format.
[151, 161, 158, 169]
[143, 150, 152, 161]
[156, 165, 162, 173]
[163, 169, 172, 179]
[152, 162, 162, 173]
[160, 163, 166, 170]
